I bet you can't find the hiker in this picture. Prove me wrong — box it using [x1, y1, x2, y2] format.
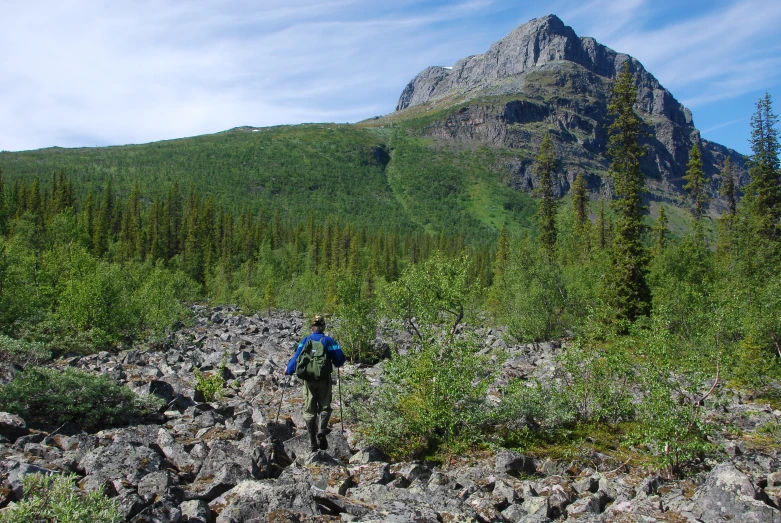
[284, 315, 346, 452]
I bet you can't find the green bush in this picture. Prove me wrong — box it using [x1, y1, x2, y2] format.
[357, 332, 495, 460]
[0, 472, 121, 523]
[0, 335, 50, 367]
[194, 353, 227, 402]
[333, 271, 379, 362]
[0, 367, 160, 431]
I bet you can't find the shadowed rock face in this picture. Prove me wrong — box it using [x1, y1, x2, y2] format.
[394, 14, 746, 210]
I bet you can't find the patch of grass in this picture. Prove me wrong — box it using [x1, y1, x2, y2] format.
[507, 422, 654, 470]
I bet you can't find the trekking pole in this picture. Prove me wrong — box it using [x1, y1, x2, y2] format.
[275, 374, 288, 425]
[337, 367, 345, 433]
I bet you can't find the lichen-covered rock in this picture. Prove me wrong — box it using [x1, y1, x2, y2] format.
[129, 500, 182, 522]
[179, 499, 213, 523]
[78, 441, 162, 487]
[212, 480, 318, 523]
[357, 499, 441, 523]
[694, 462, 780, 522]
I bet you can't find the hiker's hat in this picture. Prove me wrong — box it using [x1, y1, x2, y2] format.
[311, 315, 326, 328]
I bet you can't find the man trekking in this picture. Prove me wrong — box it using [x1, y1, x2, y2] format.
[284, 315, 346, 452]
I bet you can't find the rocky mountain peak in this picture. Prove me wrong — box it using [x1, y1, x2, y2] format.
[396, 14, 672, 117]
[393, 14, 745, 209]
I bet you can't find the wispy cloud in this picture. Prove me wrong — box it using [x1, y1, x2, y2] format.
[0, 0, 779, 152]
[0, 0, 497, 151]
[701, 118, 743, 134]
[560, 0, 781, 109]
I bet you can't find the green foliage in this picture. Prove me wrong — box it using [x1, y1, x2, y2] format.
[744, 93, 781, 239]
[557, 342, 636, 422]
[0, 335, 50, 368]
[383, 252, 479, 340]
[357, 332, 495, 460]
[651, 205, 669, 255]
[333, 271, 379, 362]
[0, 367, 160, 431]
[604, 62, 650, 326]
[1, 473, 121, 523]
[194, 353, 227, 402]
[683, 144, 709, 221]
[495, 236, 568, 342]
[535, 133, 558, 254]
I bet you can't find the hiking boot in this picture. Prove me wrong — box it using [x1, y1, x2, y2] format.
[306, 417, 319, 453]
[317, 411, 331, 450]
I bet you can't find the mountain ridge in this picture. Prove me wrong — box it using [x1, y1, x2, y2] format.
[386, 14, 745, 211]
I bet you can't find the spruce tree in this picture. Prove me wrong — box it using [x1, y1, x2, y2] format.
[744, 93, 781, 240]
[535, 133, 558, 254]
[596, 199, 607, 250]
[493, 223, 510, 279]
[93, 181, 114, 257]
[683, 143, 709, 221]
[651, 205, 669, 254]
[719, 156, 737, 217]
[572, 173, 588, 228]
[0, 168, 6, 235]
[605, 62, 650, 324]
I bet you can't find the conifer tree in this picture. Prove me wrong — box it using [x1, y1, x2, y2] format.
[535, 133, 557, 254]
[119, 183, 142, 261]
[719, 156, 737, 217]
[744, 93, 781, 240]
[684, 143, 709, 221]
[605, 62, 650, 323]
[13, 180, 28, 218]
[651, 205, 669, 254]
[493, 223, 510, 280]
[93, 181, 114, 257]
[596, 199, 608, 250]
[0, 168, 6, 235]
[27, 178, 42, 220]
[572, 173, 588, 228]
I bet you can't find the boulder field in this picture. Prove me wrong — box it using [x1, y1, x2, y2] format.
[0, 306, 779, 522]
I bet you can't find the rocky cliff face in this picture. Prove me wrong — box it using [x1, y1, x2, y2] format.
[394, 15, 746, 209]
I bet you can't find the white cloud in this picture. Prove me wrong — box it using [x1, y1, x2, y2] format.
[0, 0, 497, 150]
[1, 0, 779, 152]
[559, 0, 781, 109]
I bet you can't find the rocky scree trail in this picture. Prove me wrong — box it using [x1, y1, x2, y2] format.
[0, 306, 779, 522]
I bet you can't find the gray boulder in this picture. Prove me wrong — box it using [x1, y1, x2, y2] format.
[158, 428, 200, 478]
[78, 442, 162, 487]
[129, 500, 182, 522]
[283, 428, 352, 462]
[0, 412, 28, 442]
[495, 450, 536, 476]
[695, 462, 781, 522]
[180, 499, 213, 523]
[212, 480, 318, 523]
[357, 499, 441, 522]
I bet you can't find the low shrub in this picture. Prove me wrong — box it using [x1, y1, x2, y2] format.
[1, 472, 121, 523]
[357, 332, 495, 460]
[0, 367, 161, 431]
[194, 353, 227, 402]
[0, 335, 50, 368]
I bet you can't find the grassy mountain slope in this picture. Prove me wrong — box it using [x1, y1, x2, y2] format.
[0, 123, 543, 241]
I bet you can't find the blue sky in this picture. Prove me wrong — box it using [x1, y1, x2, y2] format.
[1, 0, 780, 155]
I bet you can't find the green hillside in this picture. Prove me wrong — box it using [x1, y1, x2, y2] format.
[0, 123, 544, 242]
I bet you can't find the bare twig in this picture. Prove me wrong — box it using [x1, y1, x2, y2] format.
[604, 457, 632, 475]
[771, 333, 781, 359]
[696, 360, 721, 406]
